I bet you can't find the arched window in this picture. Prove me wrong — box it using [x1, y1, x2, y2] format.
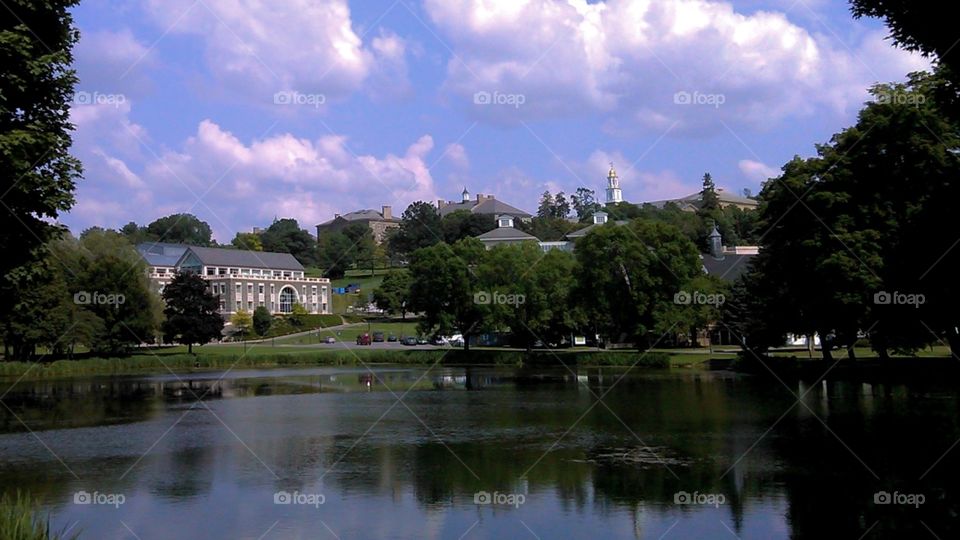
[278, 286, 298, 314]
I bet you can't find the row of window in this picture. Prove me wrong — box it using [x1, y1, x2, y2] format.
[203, 266, 304, 278]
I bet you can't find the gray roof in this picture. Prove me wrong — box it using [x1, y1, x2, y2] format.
[137, 242, 189, 267]
[439, 198, 531, 218]
[645, 190, 758, 209]
[701, 253, 754, 282]
[475, 227, 540, 242]
[565, 220, 629, 239]
[179, 246, 304, 271]
[317, 209, 398, 227]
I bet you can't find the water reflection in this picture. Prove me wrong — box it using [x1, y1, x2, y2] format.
[0, 367, 957, 538]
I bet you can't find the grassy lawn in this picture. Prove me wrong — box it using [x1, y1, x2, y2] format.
[275, 321, 420, 344]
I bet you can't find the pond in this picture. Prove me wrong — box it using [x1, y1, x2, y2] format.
[0, 366, 957, 539]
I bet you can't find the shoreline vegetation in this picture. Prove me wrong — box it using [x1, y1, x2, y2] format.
[0, 492, 75, 540]
[1, 347, 957, 380]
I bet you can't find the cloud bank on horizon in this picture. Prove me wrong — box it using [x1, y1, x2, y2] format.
[67, 0, 929, 242]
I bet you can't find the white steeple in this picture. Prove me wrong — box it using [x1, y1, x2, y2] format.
[605, 163, 622, 205]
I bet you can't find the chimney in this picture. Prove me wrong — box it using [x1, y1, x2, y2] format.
[437, 199, 446, 208]
[381, 205, 392, 220]
[334, 213, 340, 219]
[477, 194, 483, 202]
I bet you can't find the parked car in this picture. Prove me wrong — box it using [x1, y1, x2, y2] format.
[372, 331, 385, 342]
[401, 336, 418, 346]
[431, 336, 447, 346]
[416, 336, 429, 345]
[323, 336, 336, 344]
[387, 334, 398, 342]
[356, 333, 372, 345]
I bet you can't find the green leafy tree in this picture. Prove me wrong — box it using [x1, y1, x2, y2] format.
[574, 220, 701, 347]
[536, 191, 555, 219]
[231, 232, 263, 251]
[571, 187, 602, 222]
[374, 270, 412, 319]
[145, 214, 214, 246]
[260, 218, 318, 266]
[252, 306, 272, 336]
[408, 239, 485, 350]
[288, 303, 308, 327]
[0, 0, 83, 326]
[317, 230, 356, 279]
[440, 210, 496, 243]
[341, 223, 376, 272]
[161, 272, 224, 353]
[388, 201, 442, 259]
[231, 310, 253, 340]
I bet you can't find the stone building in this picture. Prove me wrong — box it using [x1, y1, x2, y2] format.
[315, 206, 400, 244]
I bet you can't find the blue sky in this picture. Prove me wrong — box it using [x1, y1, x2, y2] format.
[64, 0, 929, 242]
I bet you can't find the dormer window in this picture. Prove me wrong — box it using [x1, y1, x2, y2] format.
[497, 215, 514, 228]
[593, 211, 608, 225]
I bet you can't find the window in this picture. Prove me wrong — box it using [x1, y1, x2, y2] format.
[157, 268, 166, 275]
[229, 268, 238, 275]
[278, 287, 296, 313]
[206, 267, 214, 276]
[258, 284, 265, 294]
[218, 268, 226, 275]
[247, 284, 254, 295]
[247, 301, 253, 311]
[235, 283, 242, 298]
[235, 300, 241, 311]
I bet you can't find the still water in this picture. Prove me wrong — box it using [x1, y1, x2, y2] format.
[0, 366, 957, 539]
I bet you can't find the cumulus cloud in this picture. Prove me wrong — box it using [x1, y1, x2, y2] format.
[738, 158, 779, 183]
[425, 0, 929, 130]
[143, 0, 409, 105]
[65, 106, 440, 241]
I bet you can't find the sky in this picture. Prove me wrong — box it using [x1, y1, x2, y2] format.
[64, 0, 930, 243]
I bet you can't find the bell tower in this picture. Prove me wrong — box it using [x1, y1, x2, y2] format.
[605, 163, 622, 205]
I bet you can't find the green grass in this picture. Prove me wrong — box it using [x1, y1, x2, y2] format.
[276, 321, 420, 344]
[240, 314, 345, 340]
[0, 492, 76, 540]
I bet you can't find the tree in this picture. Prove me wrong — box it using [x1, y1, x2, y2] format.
[145, 214, 214, 246]
[260, 218, 317, 266]
[440, 210, 496, 243]
[73, 230, 162, 353]
[341, 223, 376, 271]
[232, 232, 263, 251]
[553, 192, 571, 219]
[231, 310, 253, 340]
[0, 0, 83, 326]
[536, 191, 555, 219]
[374, 270, 412, 318]
[699, 172, 720, 213]
[571, 188, 602, 222]
[120, 222, 153, 244]
[850, 1, 960, 77]
[388, 201, 442, 259]
[317, 230, 356, 279]
[161, 272, 224, 353]
[573, 220, 701, 346]
[253, 306, 272, 336]
[408, 239, 486, 350]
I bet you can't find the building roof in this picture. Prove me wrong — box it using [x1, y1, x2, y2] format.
[137, 242, 189, 267]
[179, 246, 304, 271]
[645, 189, 758, 210]
[565, 219, 629, 239]
[439, 197, 532, 218]
[317, 209, 399, 227]
[701, 253, 754, 282]
[475, 227, 540, 242]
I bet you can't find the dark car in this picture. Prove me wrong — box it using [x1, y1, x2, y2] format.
[356, 333, 372, 345]
[416, 336, 429, 345]
[401, 336, 418, 346]
[372, 331, 385, 342]
[387, 334, 398, 342]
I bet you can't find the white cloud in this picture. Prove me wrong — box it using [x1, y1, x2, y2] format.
[65, 105, 440, 241]
[144, 0, 409, 104]
[424, 0, 930, 130]
[738, 158, 779, 182]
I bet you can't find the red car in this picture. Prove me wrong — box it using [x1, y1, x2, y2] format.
[356, 333, 372, 345]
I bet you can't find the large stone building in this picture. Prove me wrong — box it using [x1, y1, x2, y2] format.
[315, 206, 400, 244]
[437, 187, 532, 221]
[138, 243, 331, 316]
[647, 188, 758, 212]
